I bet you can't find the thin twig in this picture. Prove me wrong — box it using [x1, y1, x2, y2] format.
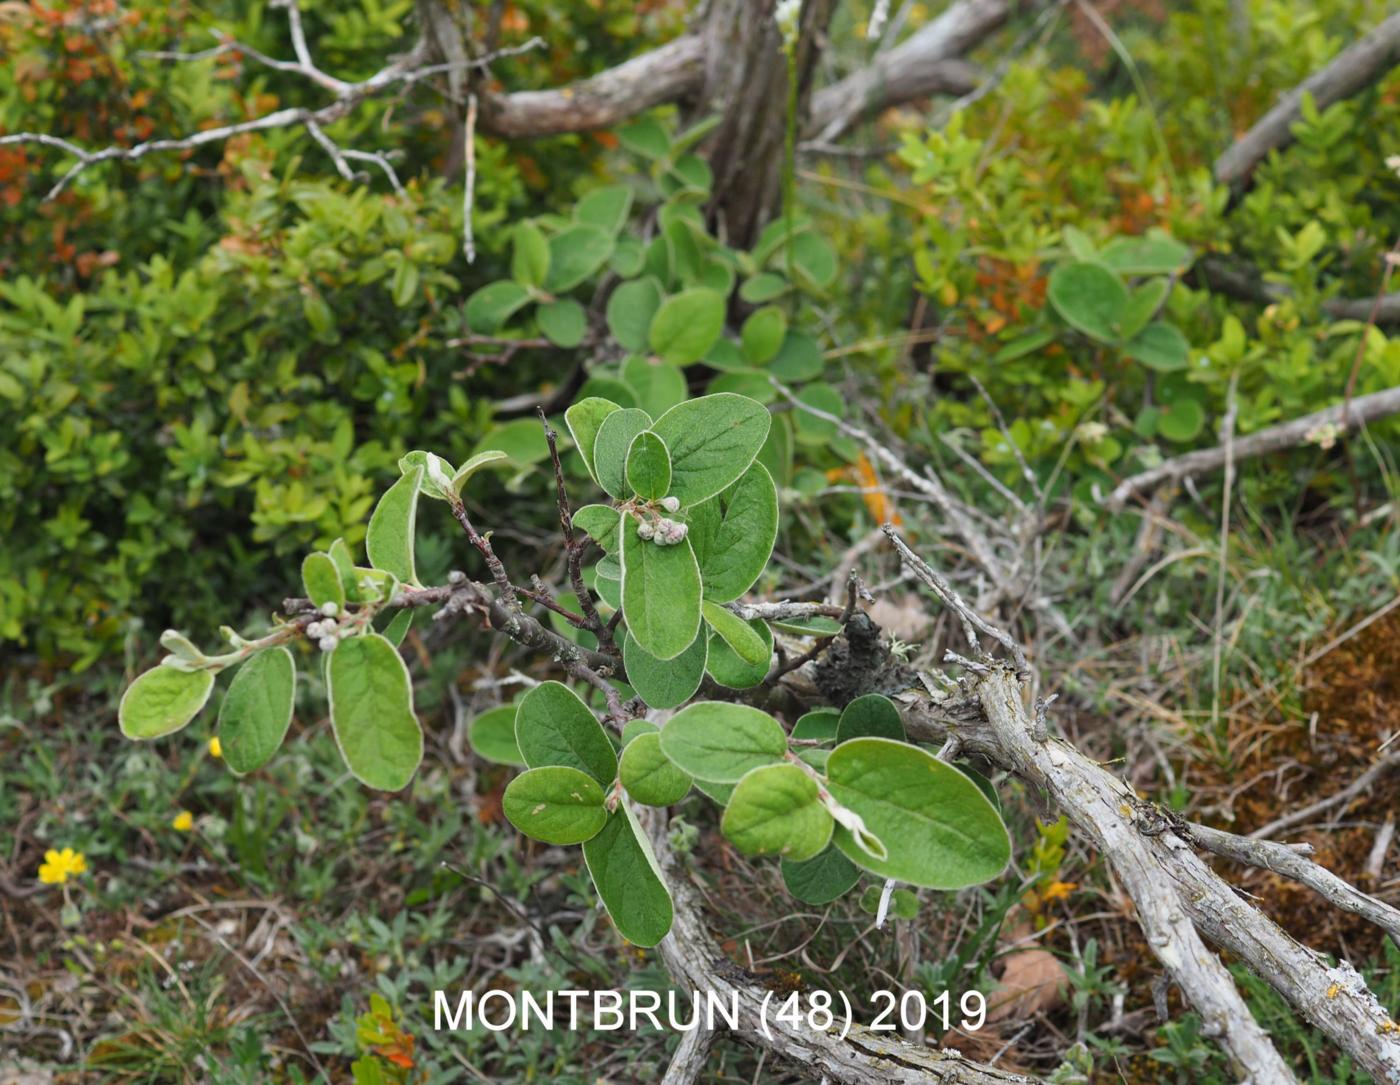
[463, 92, 479, 263]
[537, 408, 612, 648]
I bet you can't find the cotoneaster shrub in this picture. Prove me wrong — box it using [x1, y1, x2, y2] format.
[116, 390, 1013, 947]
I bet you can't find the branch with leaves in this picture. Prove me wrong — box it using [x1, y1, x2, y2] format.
[114, 378, 1400, 1084]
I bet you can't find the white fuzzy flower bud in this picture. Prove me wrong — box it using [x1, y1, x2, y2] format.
[318, 636, 338, 653]
[636, 521, 655, 540]
[319, 601, 339, 618]
[426, 452, 455, 498]
[306, 621, 325, 639]
[661, 495, 681, 513]
[448, 570, 465, 584]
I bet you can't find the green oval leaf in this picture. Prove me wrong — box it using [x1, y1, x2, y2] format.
[546, 225, 614, 293]
[575, 185, 634, 234]
[648, 288, 725, 365]
[465, 280, 530, 333]
[686, 462, 778, 603]
[826, 738, 1010, 889]
[650, 393, 772, 507]
[503, 766, 608, 845]
[583, 803, 674, 947]
[705, 617, 773, 689]
[836, 693, 906, 743]
[791, 708, 840, 741]
[365, 466, 422, 585]
[468, 704, 526, 766]
[606, 278, 664, 353]
[511, 221, 550, 287]
[768, 330, 823, 381]
[619, 731, 692, 806]
[622, 630, 707, 710]
[451, 450, 510, 494]
[301, 552, 344, 610]
[1124, 321, 1190, 371]
[514, 680, 617, 786]
[722, 762, 832, 861]
[218, 647, 295, 775]
[565, 397, 622, 485]
[574, 503, 622, 552]
[538, 298, 588, 347]
[782, 845, 861, 904]
[327, 633, 423, 792]
[119, 665, 215, 740]
[659, 702, 787, 783]
[702, 600, 769, 665]
[740, 305, 787, 365]
[626, 431, 672, 500]
[1159, 397, 1205, 443]
[620, 355, 688, 418]
[1048, 262, 1127, 343]
[1099, 234, 1192, 276]
[593, 408, 653, 500]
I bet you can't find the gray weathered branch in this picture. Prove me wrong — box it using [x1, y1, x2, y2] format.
[1187, 822, 1400, 945]
[807, 0, 1009, 143]
[478, 35, 707, 137]
[1215, 11, 1400, 184]
[643, 807, 1044, 1085]
[1196, 255, 1400, 326]
[1101, 384, 1400, 510]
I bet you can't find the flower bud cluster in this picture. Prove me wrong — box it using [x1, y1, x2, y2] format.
[639, 517, 688, 546]
[306, 615, 350, 652]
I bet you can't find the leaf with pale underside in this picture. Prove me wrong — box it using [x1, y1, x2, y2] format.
[327, 633, 423, 792]
[120, 665, 215, 740]
[218, 647, 295, 775]
[365, 466, 422, 586]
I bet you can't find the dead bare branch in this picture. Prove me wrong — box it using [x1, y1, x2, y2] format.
[641, 806, 1044, 1085]
[1215, 11, 1400, 184]
[807, 0, 1008, 144]
[1101, 385, 1400, 510]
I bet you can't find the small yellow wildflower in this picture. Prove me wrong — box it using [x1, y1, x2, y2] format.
[208, 737, 222, 759]
[38, 848, 87, 885]
[171, 810, 194, 832]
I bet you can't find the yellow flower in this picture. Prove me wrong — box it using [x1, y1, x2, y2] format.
[171, 811, 194, 832]
[38, 847, 87, 885]
[208, 737, 222, 759]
